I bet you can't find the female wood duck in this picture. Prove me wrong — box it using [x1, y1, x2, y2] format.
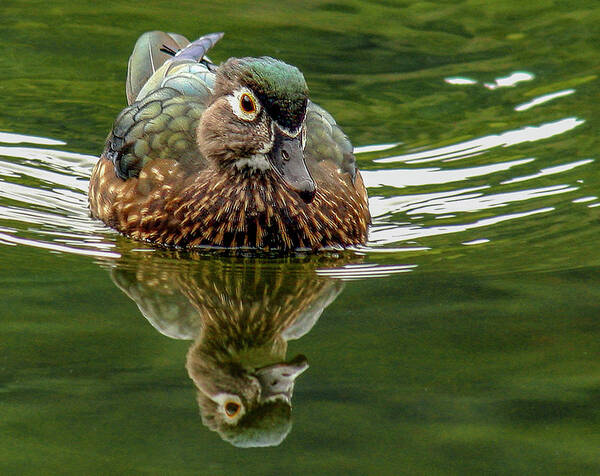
[109, 250, 345, 446]
[89, 31, 370, 251]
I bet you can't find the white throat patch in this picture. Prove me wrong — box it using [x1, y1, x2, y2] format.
[234, 154, 270, 172]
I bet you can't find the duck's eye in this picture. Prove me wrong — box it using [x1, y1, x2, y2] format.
[240, 93, 256, 113]
[225, 401, 241, 418]
[228, 89, 261, 121]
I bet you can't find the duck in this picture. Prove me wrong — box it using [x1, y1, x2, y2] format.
[89, 31, 370, 251]
[108, 249, 345, 446]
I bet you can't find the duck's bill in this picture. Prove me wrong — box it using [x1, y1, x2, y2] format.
[267, 130, 316, 203]
[254, 354, 309, 403]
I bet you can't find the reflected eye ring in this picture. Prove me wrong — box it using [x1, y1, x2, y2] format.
[225, 401, 241, 418]
[240, 93, 256, 114]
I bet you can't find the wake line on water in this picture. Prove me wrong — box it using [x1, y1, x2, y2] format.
[0, 122, 593, 267]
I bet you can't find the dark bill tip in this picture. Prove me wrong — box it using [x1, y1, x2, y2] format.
[296, 181, 316, 203]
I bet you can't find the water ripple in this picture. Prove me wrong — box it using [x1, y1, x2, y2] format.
[0, 103, 593, 275]
[373, 117, 584, 164]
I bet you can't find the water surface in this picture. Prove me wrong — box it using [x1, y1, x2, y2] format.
[1, 1, 600, 474]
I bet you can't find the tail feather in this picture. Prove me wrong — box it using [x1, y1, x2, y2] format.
[170, 32, 224, 63]
[126, 32, 224, 105]
[126, 31, 192, 105]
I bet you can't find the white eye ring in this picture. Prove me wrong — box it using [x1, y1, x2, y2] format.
[213, 393, 246, 424]
[228, 87, 261, 122]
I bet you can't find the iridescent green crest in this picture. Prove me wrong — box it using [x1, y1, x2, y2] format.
[219, 57, 309, 131]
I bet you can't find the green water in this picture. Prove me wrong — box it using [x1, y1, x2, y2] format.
[1, 1, 600, 474]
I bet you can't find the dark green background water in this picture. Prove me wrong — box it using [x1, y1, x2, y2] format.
[1, 1, 600, 474]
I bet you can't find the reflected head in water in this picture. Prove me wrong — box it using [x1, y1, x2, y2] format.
[189, 354, 308, 447]
[107, 247, 344, 447]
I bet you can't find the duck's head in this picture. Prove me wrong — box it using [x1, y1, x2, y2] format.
[197, 57, 316, 203]
[188, 350, 309, 448]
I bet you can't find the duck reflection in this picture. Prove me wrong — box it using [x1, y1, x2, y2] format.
[107, 249, 344, 447]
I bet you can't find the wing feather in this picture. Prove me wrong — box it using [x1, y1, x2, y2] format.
[304, 101, 357, 181]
